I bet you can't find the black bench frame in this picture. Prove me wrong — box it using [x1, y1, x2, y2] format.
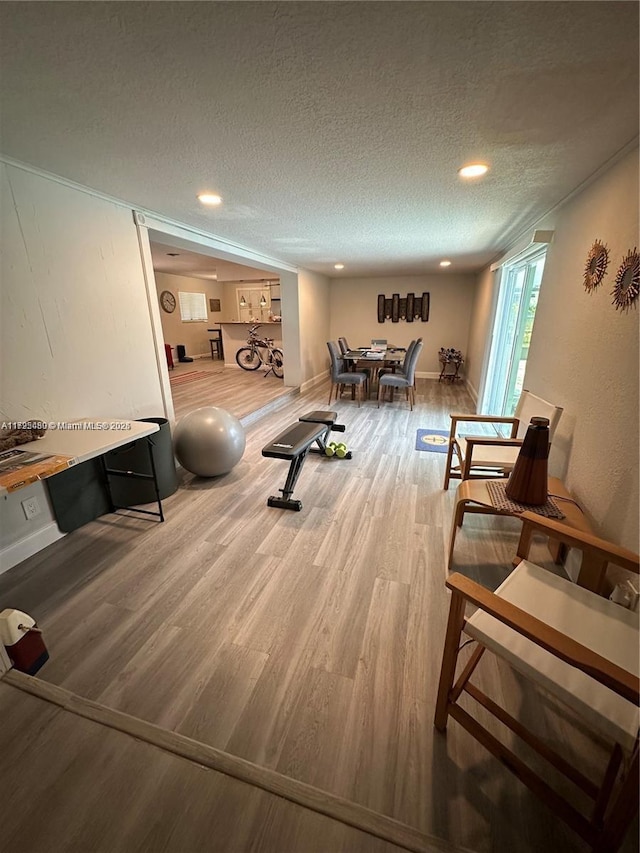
[262, 410, 351, 511]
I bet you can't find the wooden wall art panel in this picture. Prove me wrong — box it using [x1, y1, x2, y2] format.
[377, 292, 430, 323]
[391, 293, 400, 322]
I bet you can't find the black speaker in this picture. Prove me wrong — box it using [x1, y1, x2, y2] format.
[177, 345, 193, 363]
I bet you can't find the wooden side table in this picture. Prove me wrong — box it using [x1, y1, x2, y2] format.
[448, 476, 593, 575]
[438, 358, 463, 383]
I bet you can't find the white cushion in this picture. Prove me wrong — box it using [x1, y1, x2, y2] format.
[515, 391, 563, 440]
[465, 561, 640, 752]
[461, 438, 520, 470]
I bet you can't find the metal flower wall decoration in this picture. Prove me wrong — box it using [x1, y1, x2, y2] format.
[583, 239, 609, 292]
[611, 248, 639, 312]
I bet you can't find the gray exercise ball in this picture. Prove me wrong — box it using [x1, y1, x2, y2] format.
[173, 406, 246, 477]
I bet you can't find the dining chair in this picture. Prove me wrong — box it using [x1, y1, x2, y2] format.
[327, 341, 368, 406]
[339, 336, 374, 385]
[378, 337, 421, 379]
[435, 515, 639, 853]
[442, 389, 563, 489]
[377, 340, 423, 409]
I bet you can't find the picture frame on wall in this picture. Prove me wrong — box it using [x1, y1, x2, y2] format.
[209, 298, 221, 312]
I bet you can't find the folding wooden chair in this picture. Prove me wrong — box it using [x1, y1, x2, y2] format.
[443, 389, 563, 489]
[435, 518, 639, 852]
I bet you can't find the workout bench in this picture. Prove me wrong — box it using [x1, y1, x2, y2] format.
[262, 410, 351, 511]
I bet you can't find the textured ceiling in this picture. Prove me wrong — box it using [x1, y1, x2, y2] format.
[150, 241, 276, 282]
[1, 2, 638, 276]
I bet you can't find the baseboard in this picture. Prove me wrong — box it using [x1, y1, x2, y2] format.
[0, 522, 65, 576]
[300, 371, 329, 394]
[416, 371, 442, 380]
[465, 379, 479, 405]
[240, 387, 300, 428]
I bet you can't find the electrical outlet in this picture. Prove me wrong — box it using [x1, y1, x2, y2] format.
[21, 497, 41, 520]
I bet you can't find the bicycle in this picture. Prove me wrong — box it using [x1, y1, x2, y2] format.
[235, 324, 284, 378]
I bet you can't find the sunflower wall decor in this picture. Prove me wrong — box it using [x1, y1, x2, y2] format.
[611, 247, 640, 312]
[583, 239, 609, 292]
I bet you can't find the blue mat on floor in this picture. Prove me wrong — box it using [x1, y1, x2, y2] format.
[415, 429, 449, 453]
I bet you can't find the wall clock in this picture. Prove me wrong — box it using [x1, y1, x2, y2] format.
[160, 290, 176, 313]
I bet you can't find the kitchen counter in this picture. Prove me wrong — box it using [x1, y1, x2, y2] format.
[219, 322, 283, 368]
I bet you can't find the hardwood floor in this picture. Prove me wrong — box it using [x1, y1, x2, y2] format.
[0, 682, 426, 853]
[168, 357, 294, 422]
[0, 379, 637, 853]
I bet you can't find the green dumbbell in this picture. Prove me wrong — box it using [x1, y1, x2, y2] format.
[336, 444, 348, 458]
[325, 442, 336, 457]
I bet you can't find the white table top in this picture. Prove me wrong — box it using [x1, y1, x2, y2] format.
[0, 420, 159, 495]
[23, 419, 159, 464]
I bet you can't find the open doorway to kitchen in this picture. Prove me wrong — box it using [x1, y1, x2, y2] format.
[236, 282, 281, 324]
[480, 247, 547, 426]
[146, 236, 293, 423]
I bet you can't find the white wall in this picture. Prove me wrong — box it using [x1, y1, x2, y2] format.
[467, 148, 639, 550]
[328, 274, 476, 376]
[526, 149, 639, 550]
[154, 271, 223, 358]
[465, 265, 497, 403]
[1, 162, 165, 570]
[1, 164, 164, 421]
[298, 269, 331, 389]
[280, 270, 302, 388]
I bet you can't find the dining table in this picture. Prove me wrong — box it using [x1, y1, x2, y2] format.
[342, 348, 405, 398]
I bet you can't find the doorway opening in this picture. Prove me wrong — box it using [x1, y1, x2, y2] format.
[480, 248, 547, 426]
[148, 238, 291, 422]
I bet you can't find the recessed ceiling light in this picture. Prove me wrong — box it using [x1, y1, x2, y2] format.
[440, 260, 451, 267]
[197, 193, 222, 205]
[458, 164, 489, 178]
[334, 263, 345, 270]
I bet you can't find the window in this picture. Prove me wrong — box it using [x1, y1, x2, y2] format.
[481, 248, 547, 424]
[178, 291, 208, 322]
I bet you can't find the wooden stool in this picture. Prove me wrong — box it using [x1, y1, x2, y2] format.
[209, 330, 224, 360]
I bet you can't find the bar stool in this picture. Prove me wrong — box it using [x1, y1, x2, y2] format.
[209, 330, 224, 360]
